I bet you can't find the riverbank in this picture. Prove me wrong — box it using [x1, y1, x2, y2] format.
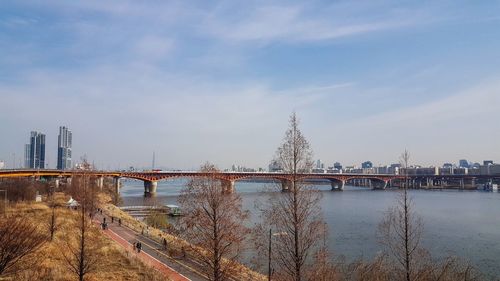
[100, 193, 266, 281]
[0, 193, 168, 281]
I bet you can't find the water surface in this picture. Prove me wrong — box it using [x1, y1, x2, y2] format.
[119, 179, 500, 277]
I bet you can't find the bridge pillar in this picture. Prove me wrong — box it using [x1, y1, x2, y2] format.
[372, 179, 388, 190]
[113, 177, 121, 194]
[330, 179, 345, 191]
[221, 180, 235, 194]
[281, 180, 292, 192]
[144, 180, 158, 194]
[96, 176, 104, 190]
[55, 179, 60, 189]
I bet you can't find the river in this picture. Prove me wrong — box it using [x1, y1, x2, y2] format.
[119, 179, 500, 278]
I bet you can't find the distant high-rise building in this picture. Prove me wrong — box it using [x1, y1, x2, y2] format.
[459, 159, 469, 168]
[25, 131, 46, 169]
[57, 126, 72, 170]
[483, 160, 494, 166]
[0, 160, 5, 169]
[333, 162, 342, 170]
[443, 163, 453, 168]
[361, 161, 373, 169]
[24, 144, 30, 168]
[268, 160, 282, 172]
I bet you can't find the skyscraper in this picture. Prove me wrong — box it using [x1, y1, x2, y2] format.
[459, 159, 469, 168]
[57, 126, 72, 170]
[25, 131, 46, 169]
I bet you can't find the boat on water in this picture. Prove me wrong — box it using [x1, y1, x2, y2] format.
[165, 204, 182, 216]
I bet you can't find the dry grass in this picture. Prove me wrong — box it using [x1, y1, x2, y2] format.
[100, 193, 266, 281]
[1, 193, 168, 281]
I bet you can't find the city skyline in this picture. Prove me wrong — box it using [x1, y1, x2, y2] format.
[1, 1, 500, 169]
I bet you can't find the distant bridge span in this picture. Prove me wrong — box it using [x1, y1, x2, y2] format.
[0, 169, 403, 192]
[1, 169, 497, 193]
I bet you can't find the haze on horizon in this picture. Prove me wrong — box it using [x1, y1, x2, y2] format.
[1, 0, 499, 170]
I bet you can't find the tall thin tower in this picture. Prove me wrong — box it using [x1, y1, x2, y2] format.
[152, 151, 156, 170]
[25, 131, 46, 169]
[57, 126, 72, 170]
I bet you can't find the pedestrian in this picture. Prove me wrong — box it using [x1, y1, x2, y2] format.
[111, 216, 114, 223]
[163, 238, 168, 251]
[118, 218, 122, 226]
[103, 217, 106, 224]
[137, 242, 142, 253]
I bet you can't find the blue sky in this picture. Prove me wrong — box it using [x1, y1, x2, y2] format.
[1, 0, 499, 170]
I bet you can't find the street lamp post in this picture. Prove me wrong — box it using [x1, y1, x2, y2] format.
[268, 228, 272, 281]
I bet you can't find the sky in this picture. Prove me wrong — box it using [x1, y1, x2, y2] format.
[1, 0, 500, 170]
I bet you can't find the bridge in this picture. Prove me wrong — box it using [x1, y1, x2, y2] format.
[0, 169, 402, 193]
[0, 169, 498, 194]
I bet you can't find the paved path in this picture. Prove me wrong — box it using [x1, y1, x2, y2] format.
[94, 213, 207, 281]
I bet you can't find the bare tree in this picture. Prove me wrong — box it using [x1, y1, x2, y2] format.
[62, 172, 101, 281]
[379, 149, 423, 281]
[256, 112, 325, 281]
[178, 163, 249, 281]
[0, 216, 47, 276]
[45, 183, 59, 242]
[47, 199, 58, 242]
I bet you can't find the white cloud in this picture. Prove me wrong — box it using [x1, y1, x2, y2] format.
[201, 3, 429, 44]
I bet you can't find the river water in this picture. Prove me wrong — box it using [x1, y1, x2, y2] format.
[119, 179, 500, 278]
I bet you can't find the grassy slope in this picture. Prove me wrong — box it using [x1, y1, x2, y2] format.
[1, 193, 167, 281]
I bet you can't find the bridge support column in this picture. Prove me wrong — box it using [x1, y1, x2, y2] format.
[113, 177, 121, 194]
[281, 180, 292, 192]
[221, 180, 235, 194]
[330, 179, 345, 191]
[55, 179, 60, 189]
[144, 180, 158, 194]
[470, 178, 476, 188]
[96, 176, 104, 190]
[372, 180, 388, 190]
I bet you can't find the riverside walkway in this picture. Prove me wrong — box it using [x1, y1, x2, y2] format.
[94, 212, 206, 281]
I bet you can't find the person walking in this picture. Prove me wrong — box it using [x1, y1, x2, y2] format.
[163, 238, 168, 252]
[111, 216, 114, 223]
[137, 241, 142, 253]
[118, 218, 122, 226]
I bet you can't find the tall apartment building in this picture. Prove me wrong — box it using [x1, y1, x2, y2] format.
[57, 126, 72, 170]
[25, 131, 46, 169]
